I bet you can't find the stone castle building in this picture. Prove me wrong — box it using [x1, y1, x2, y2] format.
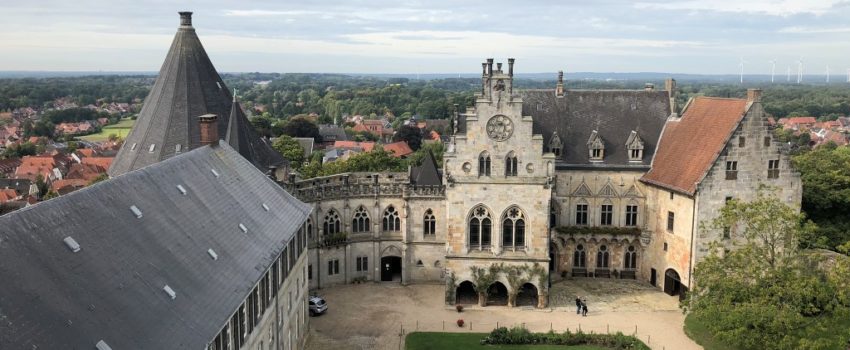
[293, 59, 802, 307]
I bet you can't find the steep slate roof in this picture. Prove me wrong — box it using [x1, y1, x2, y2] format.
[318, 124, 349, 143]
[641, 97, 749, 195]
[0, 142, 311, 349]
[109, 12, 284, 176]
[410, 150, 442, 186]
[520, 89, 671, 168]
[225, 98, 287, 171]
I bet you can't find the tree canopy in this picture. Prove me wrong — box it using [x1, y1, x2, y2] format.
[392, 124, 423, 151]
[272, 135, 305, 169]
[281, 117, 321, 142]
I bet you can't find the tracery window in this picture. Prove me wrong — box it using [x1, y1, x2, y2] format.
[323, 210, 340, 236]
[596, 245, 609, 268]
[478, 151, 491, 176]
[382, 205, 400, 231]
[573, 244, 586, 268]
[624, 245, 637, 270]
[423, 209, 436, 236]
[352, 206, 370, 233]
[468, 205, 492, 249]
[505, 151, 518, 177]
[501, 206, 525, 249]
[600, 204, 613, 226]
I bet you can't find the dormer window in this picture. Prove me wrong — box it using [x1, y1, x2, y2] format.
[587, 130, 605, 161]
[625, 130, 645, 162]
[549, 132, 563, 157]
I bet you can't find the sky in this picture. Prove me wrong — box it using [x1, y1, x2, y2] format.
[1, 0, 849, 74]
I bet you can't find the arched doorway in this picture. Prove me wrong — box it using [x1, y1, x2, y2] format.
[516, 283, 538, 307]
[455, 281, 477, 305]
[664, 268, 682, 297]
[381, 256, 402, 282]
[549, 243, 558, 273]
[487, 282, 508, 306]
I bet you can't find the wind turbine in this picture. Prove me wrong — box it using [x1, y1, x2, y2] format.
[769, 59, 777, 83]
[826, 65, 830, 83]
[738, 57, 747, 84]
[796, 58, 804, 84]
[787, 66, 791, 82]
[846, 68, 850, 83]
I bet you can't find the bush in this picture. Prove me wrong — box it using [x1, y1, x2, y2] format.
[456, 319, 464, 327]
[481, 326, 649, 350]
[455, 304, 463, 313]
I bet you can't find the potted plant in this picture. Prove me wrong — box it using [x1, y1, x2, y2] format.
[455, 304, 464, 313]
[457, 319, 465, 327]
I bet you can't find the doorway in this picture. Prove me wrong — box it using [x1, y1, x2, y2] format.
[380, 256, 402, 282]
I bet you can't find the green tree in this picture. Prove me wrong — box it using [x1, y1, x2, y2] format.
[792, 146, 850, 250]
[686, 188, 850, 350]
[281, 117, 321, 142]
[272, 136, 305, 168]
[393, 124, 423, 151]
[249, 115, 274, 138]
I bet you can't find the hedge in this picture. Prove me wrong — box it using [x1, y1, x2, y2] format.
[481, 326, 650, 350]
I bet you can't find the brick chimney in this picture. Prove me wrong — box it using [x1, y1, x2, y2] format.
[556, 70, 565, 97]
[747, 88, 762, 103]
[178, 11, 193, 27]
[198, 114, 218, 146]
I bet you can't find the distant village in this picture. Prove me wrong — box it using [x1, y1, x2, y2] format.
[0, 94, 449, 213]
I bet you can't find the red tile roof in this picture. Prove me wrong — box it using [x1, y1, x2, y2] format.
[50, 179, 89, 195]
[0, 189, 19, 203]
[14, 156, 58, 181]
[333, 141, 375, 152]
[383, 141, 414, 158]
[642, 97, 749, 195]
[65, 163, 106, 182]
[81, 157, 113, 170]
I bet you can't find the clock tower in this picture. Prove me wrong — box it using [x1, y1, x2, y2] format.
[443, 58, 554, 307]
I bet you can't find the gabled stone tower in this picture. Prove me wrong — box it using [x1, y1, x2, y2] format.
[109, 12, 285, 177]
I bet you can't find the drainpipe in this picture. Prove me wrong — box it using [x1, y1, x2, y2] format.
[688, 189, 698, 291]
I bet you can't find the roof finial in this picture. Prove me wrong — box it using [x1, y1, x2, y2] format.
[179, 11, 193, 27]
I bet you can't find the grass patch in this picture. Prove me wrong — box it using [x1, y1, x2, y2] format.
[78, 118, 135, 142]
[683, 314, 738, 350]
[406, 332, 607, 350]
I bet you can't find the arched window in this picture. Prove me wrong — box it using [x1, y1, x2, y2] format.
[306, 217, 314, 241]
[573, 244, 586, 268]
[323, 210, 341, 236]
[468, 205, 492, 249]
[549, 201, 558, 229]
[505, 151, 518, 177]
[502, 206, 525, 249]
[596, 245, 609, 268]
[423, 209, 436, 236]
[352, 206, 370, 233]
[624, 245, 637, 270]
[382, 205, 400, 231]
[478, 151, 491, 176]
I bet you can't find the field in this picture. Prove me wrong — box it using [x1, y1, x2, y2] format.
[78, 118, 135, 142]
[406, 332, 605, 350]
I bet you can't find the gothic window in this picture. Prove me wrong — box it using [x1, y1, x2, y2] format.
[768, 159, 780, 179]
[624, 245, 637, 270]
[352, 206, 370, 233]
[596, 245, 609, 268]
[549, 132, 563, 157]
[505, 151, 518, 177]
[549, 201, 559, 229]
[573, 244, 586, 268]
[478, 151, 491, 176]
[306, 217, 314, 241]
[625, 205, 638, 227]
[382, 205, 400, 231]
[423, 209, 436, 236]
[625, 130, 644, 161]
[468, 205, 492, 250]
[587, 130, 605, 161]
[323, 210, 340, 236]
[575, 201, 588, 226]
[600, 204, 613, 226]
[725, 161, 738, 180]
[501, 206, 526, 249]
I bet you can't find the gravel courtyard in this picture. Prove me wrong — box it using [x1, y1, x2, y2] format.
[305, 279, 699, 350]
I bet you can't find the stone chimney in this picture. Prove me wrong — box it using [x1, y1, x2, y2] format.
[496, 62, 503, 72]
[198, 114, 218, 146]
[747, 88, 762, 103]
[487, 58, 494, 76]
[556, 70, 565, 97]
[508, 58, 515, 76]
[179, 11, 193, 27]
[481, 62, 487, 76]
[666, 78, 678, 116]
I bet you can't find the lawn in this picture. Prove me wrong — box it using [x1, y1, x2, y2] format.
[683, 314, 738, 350]
[406, 332, 607, 350]
[78, 118, 135, 142]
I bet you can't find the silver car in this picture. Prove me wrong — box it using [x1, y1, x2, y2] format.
[309, 296, 327, 316]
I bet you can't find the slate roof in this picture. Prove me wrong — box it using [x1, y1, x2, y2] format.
[641, 97, 749, 195]
[519, 89, 671, 168]
[318, 124, 348, 143]
[410, 150, 442, 186]
[109, 12, 284, 176]
[0, 142, 311, 349]
[225, 98, 287, 171]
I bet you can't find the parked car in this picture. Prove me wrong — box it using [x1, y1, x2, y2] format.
[309, 296, 327, 316]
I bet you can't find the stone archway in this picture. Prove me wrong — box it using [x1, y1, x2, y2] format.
[664, 268, 683, 297]
[487, 281, 509, 306]
[516, 282, 538, 307]
[455, 281, 477, 305]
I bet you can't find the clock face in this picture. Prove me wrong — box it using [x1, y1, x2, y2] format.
[486, 115, 513, 141]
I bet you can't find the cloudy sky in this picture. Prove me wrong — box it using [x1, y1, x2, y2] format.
[2, 0, 849, 74]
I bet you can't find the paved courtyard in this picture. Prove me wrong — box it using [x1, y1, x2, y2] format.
[305, 278, 700, 350]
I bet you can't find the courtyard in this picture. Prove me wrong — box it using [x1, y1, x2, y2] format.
[305, 279, 700, 350]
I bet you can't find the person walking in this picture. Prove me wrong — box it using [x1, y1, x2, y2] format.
[575, 296, 582, 315]
[581, 299, 588, 317]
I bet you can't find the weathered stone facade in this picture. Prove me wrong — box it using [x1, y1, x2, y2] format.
[290, 60, 802, 307]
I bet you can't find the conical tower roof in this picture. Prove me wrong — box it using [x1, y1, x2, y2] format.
[109, 12, 285, 176]
[227, 96, 287, 170]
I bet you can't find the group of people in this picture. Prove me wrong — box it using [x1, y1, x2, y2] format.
[574, 296, 589, 316]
